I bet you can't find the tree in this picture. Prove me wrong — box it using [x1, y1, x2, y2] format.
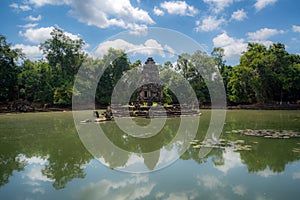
[227, 65, 256, 104]
[239, 43, 270, 103]
[96, 48, 131, 106]
[236, 42, 300, 104]
[130, 59, 141, 68]
[211, 47, 226, 74]
[0, 35, 23, 101]
[40, 28, 86, 105]
[18, 60, 53, 104]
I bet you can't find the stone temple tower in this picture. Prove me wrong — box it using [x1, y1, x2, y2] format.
[136, 57, 163, 105]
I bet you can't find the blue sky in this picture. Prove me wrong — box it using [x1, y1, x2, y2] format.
[1, 0, 300, 65]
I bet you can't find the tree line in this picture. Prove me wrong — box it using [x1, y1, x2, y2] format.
[0, 28, 299, 110]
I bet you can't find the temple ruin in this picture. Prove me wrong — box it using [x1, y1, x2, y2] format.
[136, 57, 163, 106]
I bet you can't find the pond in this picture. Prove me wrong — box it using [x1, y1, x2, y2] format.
[0, 110, 300, 200]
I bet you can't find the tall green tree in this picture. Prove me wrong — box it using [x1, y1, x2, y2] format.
[0, 35, 23, 101]
[211, 47, 226, 74]
[40, 28, 86, 105]
[96, 48, 131, 106]
[18, 60, 53, 104]
[239, 43, 270, 103]
[227, 65, 256, 104]
[235, 42, 300, 104]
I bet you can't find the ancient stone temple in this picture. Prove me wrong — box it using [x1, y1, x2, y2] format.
[136, 57, 163, 105]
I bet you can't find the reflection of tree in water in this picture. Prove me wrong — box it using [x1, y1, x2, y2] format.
[40, 116, 93, 189]
[239, 138, 300, 173]
[0, 113, 93, 189]
[179, 111, 300, 173]
[101, 118, 179, 153]
[215, 110, 300, 174]
[99, 117, 199, 171]
[0, 144, 26, 187]
[181, 135, 300, 174]
[98, 118, 179, 170]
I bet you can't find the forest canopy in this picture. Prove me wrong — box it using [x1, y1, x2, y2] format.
[0, 28, 299, 110]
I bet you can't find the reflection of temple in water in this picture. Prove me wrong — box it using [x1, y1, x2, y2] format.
[136, 57, 164, 106]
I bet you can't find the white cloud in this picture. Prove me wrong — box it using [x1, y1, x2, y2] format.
[80, 175, 155, 200]
[28, 0, 68, 7]
[249, 40, 274, 48]
[203, 0, 239, 14]
[256, 167, 280, 177]
[20, 26, 81, 44]
[160, 1, 199, 16]
[17, 154, 52, 184]
[164, 191, 199, 200]
[232, 185, 247, 196]
[21, 5, 32, 11]
[64, 31, 81, 40]
[10, 3, 32, 11]
[27, 0, 154, 34]
[153, 6, 164, 16]
[19, 23, 38, 29]
[231, 9, 247, 21]
[94, 39, 175, 58]
[13, 44, 43, 60]
[195, 16, 225, 32]
[197, 175, 224, 189]
[17, 154, 49, 165]
[155, 191, 165, 199]
[213, 32, 247, 60]
[32, 187, 46, 194]
[247, 28, 284, 40]
[214, 149, 243, 173]
[254, 0, 277, 12]
[292, 172, 300, 179]
[164, 193, 188, 200]
[10, 3, 19, 9]
[71, 0, 154, 29]
[20, 26, 53, 43]
[164, 44, 176, 57]
[292, 25, 300, 33]
[27, 15, 42, 21]
[25, 165, 52, 182]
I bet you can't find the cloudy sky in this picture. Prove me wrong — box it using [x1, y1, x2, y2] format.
[1, 0, 300, 65]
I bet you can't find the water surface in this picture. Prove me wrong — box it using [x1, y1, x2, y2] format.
[0, 110, 300, 199]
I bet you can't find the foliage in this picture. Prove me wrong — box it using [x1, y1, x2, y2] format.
[96, 48, 131, 106]
[229, 42, 300, 104]
[18, 60, 53, 103]
[1, 30, 300, 107]
[39, 28, 86, 105]
[0, 35, 23, 101]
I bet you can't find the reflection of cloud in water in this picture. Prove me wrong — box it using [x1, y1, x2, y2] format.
[157, 146, 178, 166]
[25, 165, 52, 182]
[17, 154, 52, 195]
[292, 172, 300, 179]
[164, 193, 189, 200]
[17, 154, 49, 165]
[255, 194, 270, 200]
[32, 187, 45, 194]
[197, 175, 224, 189]
[160, 191, 198, 200]
[125, 154, 144, 166]
[256, 167, 281, 177]
[232, 185, 247, 196]
[18, 154, 53, 183]
[97, 146, 179, 171]
[214, 149, 243, 173]
[79, 175, 155, 200]
[155, 191, 165, 199]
